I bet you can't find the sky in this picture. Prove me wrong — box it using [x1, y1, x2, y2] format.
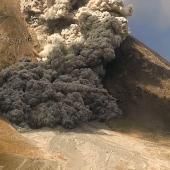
[124, 0, 170, 61]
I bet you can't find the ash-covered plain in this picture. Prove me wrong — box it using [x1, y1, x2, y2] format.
[0, 0, 133, 128]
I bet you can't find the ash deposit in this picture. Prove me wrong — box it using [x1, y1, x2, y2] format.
[0, 0, 133, 128]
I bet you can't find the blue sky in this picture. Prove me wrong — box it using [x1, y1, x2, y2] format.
[125, 0, 170, 61]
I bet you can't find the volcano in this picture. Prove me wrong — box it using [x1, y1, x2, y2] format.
[0, 0, 170, 169]
[0, 36, 169, 170]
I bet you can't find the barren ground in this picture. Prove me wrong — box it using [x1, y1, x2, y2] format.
[0, 120, 170, 170]
[0, 0, 38, 70]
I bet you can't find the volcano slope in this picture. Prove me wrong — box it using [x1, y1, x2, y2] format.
[104, 36, 170, 138]
[0, 0, 38, 70]
[0, 37, 170, 170]
[0, 0, 170, 169]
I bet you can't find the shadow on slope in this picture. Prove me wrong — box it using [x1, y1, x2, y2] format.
[104, 36, 170, 140]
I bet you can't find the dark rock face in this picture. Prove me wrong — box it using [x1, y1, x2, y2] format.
[0, 58, 121, 129]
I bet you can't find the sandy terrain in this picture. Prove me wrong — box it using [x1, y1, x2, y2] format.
[21, 122, 170, 170]
[0, 0, 38, 70]
[0, 120, 169, 170]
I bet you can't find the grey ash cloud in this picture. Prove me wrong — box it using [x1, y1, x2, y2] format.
[0, 0, 132, 129]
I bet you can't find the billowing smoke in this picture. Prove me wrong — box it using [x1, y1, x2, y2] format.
[0, 0, 133, 129]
